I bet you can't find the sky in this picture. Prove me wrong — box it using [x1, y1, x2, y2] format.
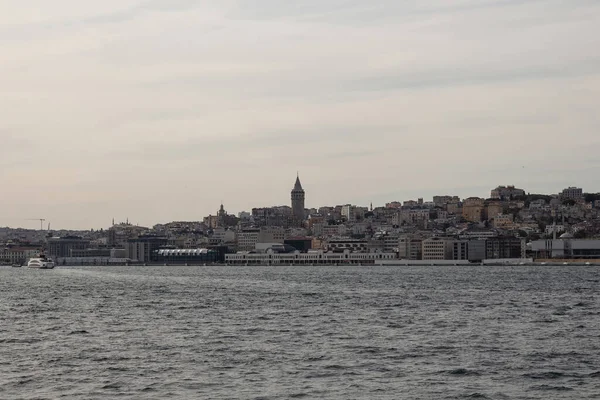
[1, 0, 600, 230]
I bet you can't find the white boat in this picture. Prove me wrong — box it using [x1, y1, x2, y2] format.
[27, 254, 55, 269]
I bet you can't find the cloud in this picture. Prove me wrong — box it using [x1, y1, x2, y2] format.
[349, 59, 600, 92]
[79, 0, 204, 25]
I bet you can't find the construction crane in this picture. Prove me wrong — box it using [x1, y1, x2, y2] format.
[26, 218, 46, 230]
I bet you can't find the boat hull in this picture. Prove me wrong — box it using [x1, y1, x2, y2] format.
[27, 258, 55, 269]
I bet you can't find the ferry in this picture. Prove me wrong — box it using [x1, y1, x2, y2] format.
[27, 254, 55, 269]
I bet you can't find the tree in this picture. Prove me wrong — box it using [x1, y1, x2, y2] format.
[584, 193, 600, 203]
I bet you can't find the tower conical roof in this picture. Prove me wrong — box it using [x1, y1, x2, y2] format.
[293, 174, 304, 191]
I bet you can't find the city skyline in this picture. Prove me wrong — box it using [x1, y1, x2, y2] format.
[0, 175, 596, 230]
[2, 1, 600, 229]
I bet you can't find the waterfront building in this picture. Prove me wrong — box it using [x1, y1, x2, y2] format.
[453, 240, 469, 260]
[531, 238, 600, 259]
[367, 236, 398, 253]
[125, 235, 168, 262]
[467, 240, 487, 261]
[0, 246, 40, 265]
[154, 248, 224, 264]
[485, 236, 525, 259]
[47, 236, 91, 258]
[284, 237, 313, 252]
[422, 237, 454, 260]
[450, 240, 486, 262]
[398, 236, 423, 260]
[381, 233, 400, 253]
[70, 248, 111, 258]
[225, 249, 397, 265]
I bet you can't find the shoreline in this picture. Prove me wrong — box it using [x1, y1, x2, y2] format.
[7, 261, 598, 268]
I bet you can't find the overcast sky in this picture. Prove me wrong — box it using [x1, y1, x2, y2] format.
[1, 0, 599, 229]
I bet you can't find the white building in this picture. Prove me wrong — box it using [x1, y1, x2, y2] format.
[225, 249, 397, 265]
[458, 230, 499, 240]
[341, 204, 366, 222]
[531, 238, 600, 259]
[212, 228, 236, 243]
[422, 237, 454, 260]
[237, 229, 260, 251]
[0, 247, 39, 265]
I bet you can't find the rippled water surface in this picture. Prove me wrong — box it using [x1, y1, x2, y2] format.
[1, 265, 600, 399]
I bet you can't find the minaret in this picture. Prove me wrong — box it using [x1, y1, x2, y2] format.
[291, 173, 305, 223]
